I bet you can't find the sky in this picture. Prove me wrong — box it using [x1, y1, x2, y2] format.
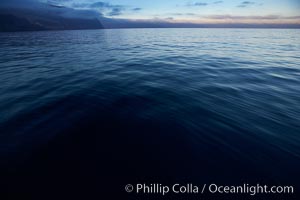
[1, 0, 300, 26]
[43, 0, 300, 25]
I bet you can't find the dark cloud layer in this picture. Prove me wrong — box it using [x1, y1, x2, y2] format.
[0, 0, 104, 31]
[0, 0, 101, 19]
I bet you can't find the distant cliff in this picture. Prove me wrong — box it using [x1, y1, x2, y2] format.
[0, 14, 103, 32]
[0, 14, 44, 32]
[0, 3, 103, 32]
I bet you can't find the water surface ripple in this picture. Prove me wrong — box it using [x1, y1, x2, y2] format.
[0, 29, 299, 198]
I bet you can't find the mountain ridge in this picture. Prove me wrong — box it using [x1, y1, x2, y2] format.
[0, 2, 103, 32]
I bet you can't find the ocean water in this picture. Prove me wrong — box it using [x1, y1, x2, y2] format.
[0, 29, 299, 199]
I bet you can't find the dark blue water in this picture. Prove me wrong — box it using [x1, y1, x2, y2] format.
[0, 29, 300, 199]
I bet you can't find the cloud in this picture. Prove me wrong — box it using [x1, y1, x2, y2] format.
[90, 2, 119, 9]
[170, 13, 197, 16]
[165, 17, 174, 20]
[194, 2, 208, 6]
[71, 1, 126, 16]
[237, 1, 256, 8]
[186, 1, 224, 7]
[203, 14, 300, 21]
[72, 1, 123, 9]
[108, 7, 123, 16]
[132, 8, 142, 11]
[72, 3, 90, 8]
[187, 2, 208, 7]
[48, 0, 72, 4]
[0, 0, 38, 8]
